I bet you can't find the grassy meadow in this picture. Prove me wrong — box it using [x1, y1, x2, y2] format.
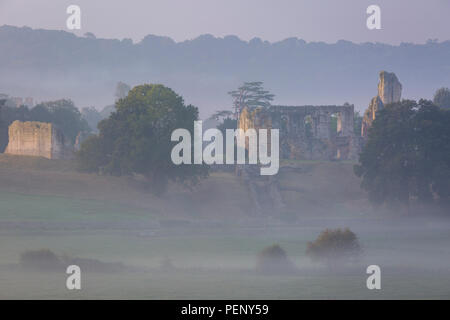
[0, 154, 450, 299]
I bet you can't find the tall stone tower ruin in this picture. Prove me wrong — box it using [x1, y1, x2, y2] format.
[361, 71, 402, 138]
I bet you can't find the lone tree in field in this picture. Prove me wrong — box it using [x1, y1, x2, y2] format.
[256, 244, 296, 274]
[76, 84, 208, 194]
[306, 228, 361, 268]
[228, 81, 275, 118]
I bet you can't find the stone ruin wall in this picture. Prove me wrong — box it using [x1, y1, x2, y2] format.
[238, 104, 357, 161]
[378, 71, 402, 105]
[4, 120, 72, 159]
[361, 71, 402, 138]
[238, 107, 274, 152]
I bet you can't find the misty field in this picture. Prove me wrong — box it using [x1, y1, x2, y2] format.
[1, 156, 450, 299]
[1, 211, 450, 299]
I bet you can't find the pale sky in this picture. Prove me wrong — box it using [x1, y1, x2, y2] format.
[0, 0, 449, 44]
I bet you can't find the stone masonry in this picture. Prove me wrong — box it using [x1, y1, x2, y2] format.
[238, 104, 357, 161]
[4, 120, 71, 159]
[361, 71, 402, 138]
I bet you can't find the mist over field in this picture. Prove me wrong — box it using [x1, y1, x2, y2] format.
[0, 1, 450, 300]
[0, 155, 449, 299]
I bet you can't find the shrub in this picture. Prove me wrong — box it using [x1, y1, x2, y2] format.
[256, 244, 296, 274]
[63, 257, 125, 273]
[20, 249, 125, 272]
[306, 228, 361, 267]
[20, 249, 62, 271]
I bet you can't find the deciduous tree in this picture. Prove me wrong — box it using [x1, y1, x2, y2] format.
[77, 84, 208, 194]
[354, 99, 450, 209]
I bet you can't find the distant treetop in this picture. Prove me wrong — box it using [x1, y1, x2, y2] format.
[433, 87, 450, 109]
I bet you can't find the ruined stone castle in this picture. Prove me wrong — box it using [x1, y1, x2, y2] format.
[238, 70, 402, 161]
[238, 104, 358, 161]
[4, 120, 72, 159]
[2, 71, 401, 162]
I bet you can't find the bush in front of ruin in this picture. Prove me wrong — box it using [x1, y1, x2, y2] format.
[306, 228, 361, 268]
[256, 244, 296, 274]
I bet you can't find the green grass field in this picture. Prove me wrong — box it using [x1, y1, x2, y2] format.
[4, 268, 450, 300]
[0, 154, 449, 299]
[0, 192, 154, 223]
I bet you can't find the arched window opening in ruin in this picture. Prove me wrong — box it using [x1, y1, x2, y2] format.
[304, 115, 313, 139]
[330, 112, 340, 136]
[280, 115, 288, 133]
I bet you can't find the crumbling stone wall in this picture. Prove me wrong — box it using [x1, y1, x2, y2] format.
[238, 107, 274, 152]
[361, 71, 402, 138]
[4, 120, 72, 159]
[378, 71, 402, 105]
[238, 104, 356, 161]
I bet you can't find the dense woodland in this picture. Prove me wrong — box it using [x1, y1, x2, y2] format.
[1, 25, 449, 114]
